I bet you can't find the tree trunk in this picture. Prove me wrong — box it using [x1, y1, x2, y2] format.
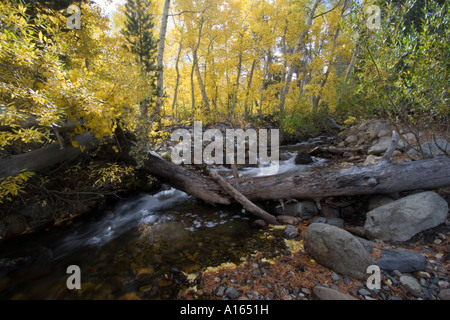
[156, 0, 170, 97]
[0, 134, 98, 179]
[2, 135, 449, 214]
[172, 36, 183, 117]
[228, 50, 243, 122]
[277, 0, 321, 113]
[226, 156, 450, 202]
[311, 0, 348, 112]
[244, 59, 257, 120]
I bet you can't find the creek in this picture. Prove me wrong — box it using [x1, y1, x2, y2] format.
[0, 137, 334, 299]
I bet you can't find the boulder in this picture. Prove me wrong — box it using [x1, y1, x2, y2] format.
[312, 286, 358, 300]
[367, 120, 391, 141]
[376, 249, 427, 272]
[284, 225, 300, 239]
[304, 223, 372, 280]
[364, 191, 448, 241]
[345, 135, 358, 145]
[276, 215, 302, 225]
[295, 151, 313, 165]
[274, 201, 318, 220]
[23, 206, 55, 231]
[3, 214, 27, 238]
[407, 139, 450, 156]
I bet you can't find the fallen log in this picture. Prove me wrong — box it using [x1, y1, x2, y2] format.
[0, 133, 98, 178]
[139, 151, 231, 205]
[209, 169, 279, 225]
[227, 156, 450, 202]
[1, 132, 449, 208]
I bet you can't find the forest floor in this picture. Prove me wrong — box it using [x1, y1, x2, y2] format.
[178, 218, 450, 300]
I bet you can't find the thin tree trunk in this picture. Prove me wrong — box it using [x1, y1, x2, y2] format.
[191, 17, 210, 114]
[228, 48, 243, 122]
[277, 0, 321, 114]
[311, 0, 348, 112]
[172, 36, 183, 118]
[244, 59, 257, 120]
[156, 0, 171, 98]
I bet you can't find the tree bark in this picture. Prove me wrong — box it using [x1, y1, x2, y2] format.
[210, 169, 279, 225]
[244, 59, 257, 120]
[277, 0, 321, 114]
[191, 17, 210, 113]
[2, 135, 449, 211]
[172, 35, 183, 117]
[156, 0, 170, 97]
[227, 156, 450, 202]
[0, 134, 98, 179]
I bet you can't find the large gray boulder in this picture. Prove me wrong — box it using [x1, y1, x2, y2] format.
[304, 223, 372, 280]
[364, 191, 448, 241]
[368, 136, 405, 155]
[407, 139, 450, 157]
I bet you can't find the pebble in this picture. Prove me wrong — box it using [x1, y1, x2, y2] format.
[392, 270, 403, 278]
[419, 278, 428, 287]
[438, 289, 450, 300]
[358, 288, 371, 296]
[438, 280, 449, 289]
[416, 271, 431, 279]
[422, 288, 433, 300]
[225, 287, 240, 299]
[301, 287, 310, 295]
[214, 285, 225, 297]
[400, 276, 422, 297]
[331, 273, 340, 282]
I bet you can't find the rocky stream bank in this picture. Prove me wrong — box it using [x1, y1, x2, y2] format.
[178, 119, 450, 300]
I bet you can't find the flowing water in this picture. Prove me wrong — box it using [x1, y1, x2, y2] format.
[0, 137, 334, 300]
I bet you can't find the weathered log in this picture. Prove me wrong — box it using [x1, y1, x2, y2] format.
[0, 133, 98, 178]
[227, 156, 450, 202]
[1, 132, 449, 208]
[209, 169, 279, 225]
[140, 151, 231, 205]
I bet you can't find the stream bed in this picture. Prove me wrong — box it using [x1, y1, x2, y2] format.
[0, 137, 334, 299]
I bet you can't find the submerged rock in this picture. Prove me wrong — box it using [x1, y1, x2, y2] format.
[295, 151, 313, 165]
